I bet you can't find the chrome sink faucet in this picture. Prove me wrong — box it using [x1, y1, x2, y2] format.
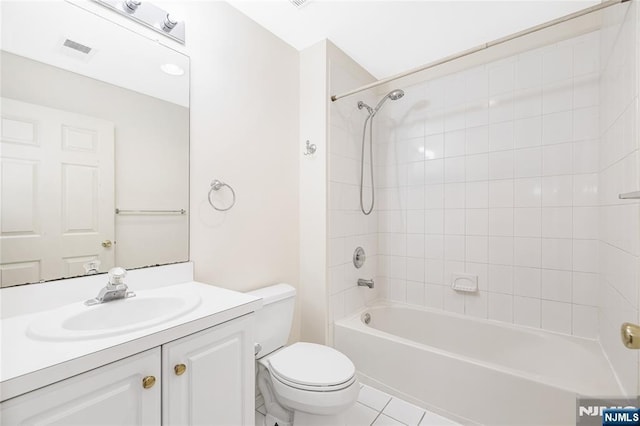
[85, 267, 136, 306]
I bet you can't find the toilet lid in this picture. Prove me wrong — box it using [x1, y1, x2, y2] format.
[268, 342, 356, 387]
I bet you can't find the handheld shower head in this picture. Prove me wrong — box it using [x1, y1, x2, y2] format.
[374, 89, 405, 112]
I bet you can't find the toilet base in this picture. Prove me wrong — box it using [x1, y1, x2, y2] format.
[294, 411, 346, 426]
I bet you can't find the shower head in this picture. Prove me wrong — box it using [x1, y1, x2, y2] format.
[373, 89, 405, 113]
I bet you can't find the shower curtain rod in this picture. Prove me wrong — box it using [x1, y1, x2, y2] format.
[330, 0, 628, 102]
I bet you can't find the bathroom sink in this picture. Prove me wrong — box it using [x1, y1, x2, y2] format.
[27, 290, 202, 341]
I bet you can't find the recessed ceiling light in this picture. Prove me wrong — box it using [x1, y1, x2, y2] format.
[160, 63, 184, 76]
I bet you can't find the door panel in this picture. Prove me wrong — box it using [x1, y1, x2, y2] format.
[0, 98, 114, 286]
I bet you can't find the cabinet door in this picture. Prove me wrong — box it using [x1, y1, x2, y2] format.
[0, 348, 161, 425]
[163, 314, 254, 426]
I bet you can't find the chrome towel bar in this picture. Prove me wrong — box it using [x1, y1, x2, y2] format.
[619, 191, 640, 200]
[115, 208, 187, 215]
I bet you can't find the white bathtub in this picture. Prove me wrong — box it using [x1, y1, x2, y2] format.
[334, 303, 621, 425]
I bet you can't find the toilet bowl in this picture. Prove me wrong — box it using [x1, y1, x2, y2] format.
[248, 284, 360, 426]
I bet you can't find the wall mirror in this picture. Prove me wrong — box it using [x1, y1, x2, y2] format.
[0, 1, 190, 287]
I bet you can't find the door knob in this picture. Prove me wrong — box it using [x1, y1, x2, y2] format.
[174, 363, 186, 376]
[621, 322, 640, 349]
[142, 375, 156, 389]
[102, 240, 112, 248]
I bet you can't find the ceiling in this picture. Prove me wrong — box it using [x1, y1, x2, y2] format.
[227, 0, 601, 80]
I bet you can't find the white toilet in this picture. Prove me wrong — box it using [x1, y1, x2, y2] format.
[248, 283, 360, 426]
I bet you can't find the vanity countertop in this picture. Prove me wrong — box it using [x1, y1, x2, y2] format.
[0, 281, 261, 402]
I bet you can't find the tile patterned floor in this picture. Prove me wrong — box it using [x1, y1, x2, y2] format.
[255, 384, 460, 426]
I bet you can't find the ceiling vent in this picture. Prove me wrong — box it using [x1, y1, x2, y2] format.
[289, 0, 311, 8]
[59, 38, 96, 62]
[63, 39, 92, 54]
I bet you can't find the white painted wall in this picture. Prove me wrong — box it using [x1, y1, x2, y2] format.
[175, 2, 300, 306]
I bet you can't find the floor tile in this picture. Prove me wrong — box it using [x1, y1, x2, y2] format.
[373, 414, 406, 425]
[255, 411, 266, 426]
[345, 402, 380, 425]
[358, 385, 393, 411]
[383, 398, 426, 426]
[256, 403, 266, 415]
[419, 411, 460, 426]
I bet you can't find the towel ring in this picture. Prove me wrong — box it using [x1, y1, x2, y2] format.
[208, 179, 236, 211]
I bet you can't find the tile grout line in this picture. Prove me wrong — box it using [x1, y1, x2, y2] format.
[369, 397, 394, 426]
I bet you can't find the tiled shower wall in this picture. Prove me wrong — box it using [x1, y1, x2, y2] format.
[328, 58, 381, 326]
[598, 1, 640, 396]
[376, 30, 602, 338]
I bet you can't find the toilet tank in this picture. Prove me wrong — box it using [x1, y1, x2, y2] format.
[247, 283, 296, 358]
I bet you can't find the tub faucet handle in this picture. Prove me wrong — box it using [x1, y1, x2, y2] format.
[357, 278, 374, 289]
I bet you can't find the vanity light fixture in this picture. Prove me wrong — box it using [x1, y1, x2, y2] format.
[92, 0, 185, 44]
[160, 63, 184, 76]
[162, 14, 178, 32]
[123, 0, 141, 13]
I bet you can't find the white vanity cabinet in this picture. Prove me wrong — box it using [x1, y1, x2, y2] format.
[0, 348, 162, 425]
[0, 314, 255, 426]
[163, 314, 254, 426]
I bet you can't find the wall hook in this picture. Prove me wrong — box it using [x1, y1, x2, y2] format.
[303, 140, 317, 156]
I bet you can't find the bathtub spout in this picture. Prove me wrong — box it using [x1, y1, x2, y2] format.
[358, 278, 374, 288]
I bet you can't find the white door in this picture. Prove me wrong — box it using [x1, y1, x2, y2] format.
[162, 315, 255, 426]
[0, 348, 161, 425]
[0, 97, 115, 286]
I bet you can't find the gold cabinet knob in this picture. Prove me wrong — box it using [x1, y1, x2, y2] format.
[621, 322, 640, 349]
[174, 363, 186, 376]
[142, 375, 156, 389]
[101, 240, 112, 248]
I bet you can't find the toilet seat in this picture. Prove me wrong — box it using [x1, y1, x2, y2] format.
[265, 342, 356, 391]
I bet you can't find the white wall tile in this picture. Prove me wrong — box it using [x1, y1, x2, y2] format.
[425, 159, 444, 184]
[573, 107, 599, 141]
[543, 143, 573, 176]
[466, 125, 489, 155]
[425, 284, 444, 308]
[514, 266, 541, 298]
[466, 236, 488, 263]
[516, 50, 542, 90]
[514, 237, 542, 267]
[488, 292, 513, 322]
[572, 272, 598, 306]
[466, 154, 489, 181]
[466, 209, 488, 235]
[542, 111, 572, 145]
[489, 180, 514, 208]
[488, 264, 514, 294]
[489, 60, 515, 96]
[489, 208, 514, 236]
[444, 183, 465, 208]
[541, 238, 573, 270]
[514, 296, 541, 328]
[465, 291, 488, 318]
[444, 129, 465, 157]
[424, 134, 444, 159]
[541, 269, 572, 302]
[514, 208, 542, 237]
[443, 209, 463, 235]
[542, 45, 573, 84]
[488, 121, 514, 151]
[541, 175, 573, 207]
[542, 207, 573, 239]
[488, 151, 514, 180]
[514, 178, 542, 207]
[573, 239, 599, 273]
[541, 300, 572, 334]
[444, 235, 465, 261]
[542, 80, 573, 114]
[514, 147, 542, 178]
[425, 184, 444, 209]
[443, 288, 465, 313]
[489, 236, 514, 265]
[465, 181, 489, 208]
[572, 304, 598, 338]
[573, 173, 598, 206]
[514, 117, 542, 148]
[425, 259, 444, 284]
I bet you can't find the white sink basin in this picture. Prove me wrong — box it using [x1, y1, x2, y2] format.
[27, 290, 202, 341]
